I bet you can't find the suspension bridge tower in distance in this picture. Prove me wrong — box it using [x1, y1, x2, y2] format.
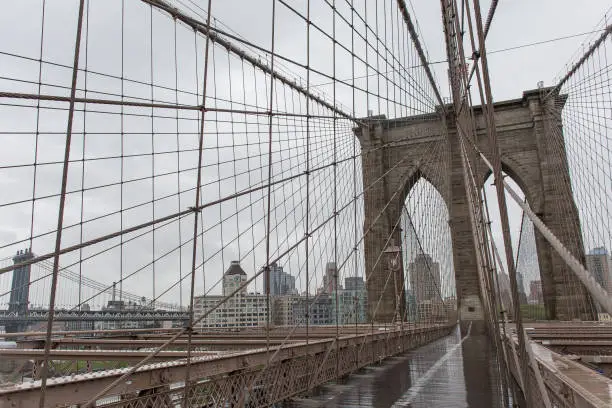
[7, 248, 34, 333]
[357, 88, 597, 333]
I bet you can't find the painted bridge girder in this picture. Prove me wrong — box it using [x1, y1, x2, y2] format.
[0, 324, 453, 408]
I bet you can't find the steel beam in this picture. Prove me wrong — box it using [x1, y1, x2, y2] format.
[504, 332, 612, 407]
[15, 338, 298, 351]
[0, 325, 452, 407]
[0, 348, 218, 362]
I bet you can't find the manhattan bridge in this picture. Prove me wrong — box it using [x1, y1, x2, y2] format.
[0, 0, 611, 406]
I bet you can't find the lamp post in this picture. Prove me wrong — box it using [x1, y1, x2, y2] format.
[384, 242, 402, 325]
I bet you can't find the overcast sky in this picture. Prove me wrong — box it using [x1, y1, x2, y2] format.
[0, 0, 610, 309]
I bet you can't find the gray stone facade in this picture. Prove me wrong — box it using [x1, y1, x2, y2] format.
[355, 88, 596, 325]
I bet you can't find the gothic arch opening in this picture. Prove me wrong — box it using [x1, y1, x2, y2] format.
[402, 177, 455, 323]
[482, 172, 544, 319]
[482, 171, 597, 321]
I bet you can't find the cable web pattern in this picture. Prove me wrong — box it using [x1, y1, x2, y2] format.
[0, 0, 454, 406]
[542, 16, 612, 317]
[1, 0, 612, 407]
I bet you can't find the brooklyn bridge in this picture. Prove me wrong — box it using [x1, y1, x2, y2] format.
[0, 0, 611, 406]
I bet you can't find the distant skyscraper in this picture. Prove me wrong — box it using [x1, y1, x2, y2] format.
[408, 253, 441, 303]
[586, 247, 611, 293]
[405, 288, 417, 321]
[263, 262, 296, 296]
[497, 272, 513, 311]
[529, 280, 544, 304]
[344, 276, 365, 291]
[332, 289, 367, 325]
[322, 262, 339, 293]
[331, 276, 367, 324]
[516, 272, 528, 304]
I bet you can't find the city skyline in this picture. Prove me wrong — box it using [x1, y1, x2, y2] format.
[195, 260, 370, 328]
[586, 246, 612, 294]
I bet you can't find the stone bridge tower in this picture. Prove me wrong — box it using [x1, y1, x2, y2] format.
[356, 88, 596, 330]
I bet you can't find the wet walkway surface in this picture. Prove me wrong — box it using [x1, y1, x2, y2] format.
[288, 326, 507, 408]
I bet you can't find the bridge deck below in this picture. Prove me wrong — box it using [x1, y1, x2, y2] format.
[290, 326, 506, 408]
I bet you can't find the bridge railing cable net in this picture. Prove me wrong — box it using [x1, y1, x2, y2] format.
[541, 18, 612, 320]
[0, 0, 457, 406]
[442, 0, 612, 406]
